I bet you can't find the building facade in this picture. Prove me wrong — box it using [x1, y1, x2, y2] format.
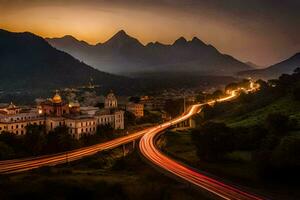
[126, 102, 144, 118]
[0, 103, 44, 135]
[105, 91, 118, 109]
[0, 92, 124, 139]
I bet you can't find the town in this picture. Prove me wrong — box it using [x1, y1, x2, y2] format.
[0, 87, 200, 139]
[0, 1, 299, 199]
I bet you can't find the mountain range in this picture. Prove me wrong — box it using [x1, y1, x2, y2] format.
[238, 53, 300, 79]
[47, 30, 252, 75]
[0, 29, 129, 92]
[0, 29, 239, 101]
[1, 27, 298, 99]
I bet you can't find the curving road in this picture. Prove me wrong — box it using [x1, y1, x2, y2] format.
[0, 129, 149, 173]
[0, 85, 265, 199]
[0, 91, 237, 174]
[139, 87, 265, 200]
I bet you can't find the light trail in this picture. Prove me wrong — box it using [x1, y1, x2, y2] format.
[1, 84, 260, 199]
[139, 84, 265, 200]
[0, 129, 149, 173]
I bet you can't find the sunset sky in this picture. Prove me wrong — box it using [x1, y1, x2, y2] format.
[0, 0, 299, 66]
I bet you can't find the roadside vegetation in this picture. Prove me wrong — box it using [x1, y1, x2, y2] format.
[0, 148, 209, 200]
[0, 124, 119, 160]
[161, 68, 300, 199]
[124, 110, 162, 127]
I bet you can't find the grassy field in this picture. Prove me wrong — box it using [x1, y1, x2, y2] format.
[161, 130, 300, 200]
[0, 147, 210, 200]
[215, 96, 300, 127]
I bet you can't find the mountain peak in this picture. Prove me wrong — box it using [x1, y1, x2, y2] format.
[0, 29, 126, 91]
[110, 30, 130, 40]
[191, 37, 206, 45]
[146, 41, 167, 48]
[104, 30, 143, 47]
[62, 35, 78, 41]
[173, 37, 188, 46]
[47, 34, 91, 48]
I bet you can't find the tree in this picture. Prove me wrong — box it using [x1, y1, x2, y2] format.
[57, 126, 75, 151]
[264, 113, 291, 136]
[192, 122, 233, 161]
[211, 90, 223, 100]
[0, 131, 18, 147]
[96, 124, 114, 138]
[129, 96, 140, 103]
[271, 136, 300, 169]
[256, 79, 268, 90]
[136, 110, 162, 124]
[195, 92, 206, 103]
[46, 126, 76, 153]
[238, 90, 253, 103]
[124, 111, 136, 127]
[164, 98, 184, 118]
[24, 124, 46, 155]
[292, 87, 300, 101]
[225, 82, 238, 92]
[254, 135, 300, 179]
[0, 141, 14, 160]
[201, 104, 216, 120]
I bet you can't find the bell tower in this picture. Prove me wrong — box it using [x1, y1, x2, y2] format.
[105, 91, 118, 109]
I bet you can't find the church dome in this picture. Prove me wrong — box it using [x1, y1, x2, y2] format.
[8, 102, 16, 109]
[52, 93, 62, 104]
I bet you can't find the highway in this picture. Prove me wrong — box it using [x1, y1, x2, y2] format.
[139, 85, 265, 200]
[0, 91, 235, 174]
[0, 129, 149, 173]
[0, 83, 262, 200]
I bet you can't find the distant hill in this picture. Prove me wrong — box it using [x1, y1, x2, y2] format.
[238, 53, 300, 79]
[0, 29, 130, 92]
[245, 61, 264, 69]
[47, 30, 252, 75]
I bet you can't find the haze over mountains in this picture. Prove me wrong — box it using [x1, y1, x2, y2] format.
[239, 53, 300, 79]
[0, 29, 239, 101]
[1, 27, 298, 99]
[245, 62, 264, 69]
[0, 29, 129, 92]
[47, 30, 252, 75]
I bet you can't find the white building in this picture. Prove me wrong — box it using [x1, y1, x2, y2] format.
[0, 104, 44, 135]
[0, 92, 124, 139]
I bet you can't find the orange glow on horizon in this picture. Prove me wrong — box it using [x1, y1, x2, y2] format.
[1, 1, 299, 66]
[0, 4, 204, 45]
